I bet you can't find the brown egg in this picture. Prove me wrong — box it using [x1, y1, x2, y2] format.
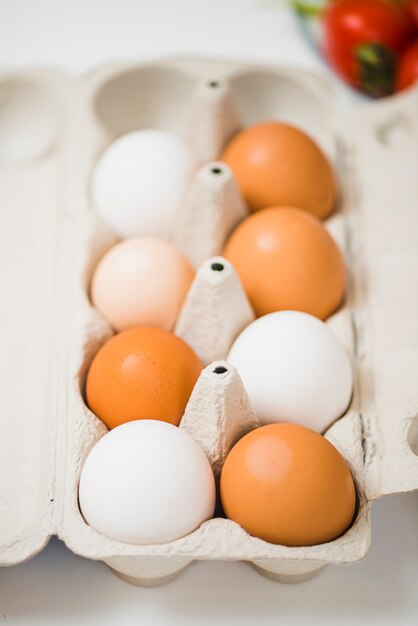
[85, 326, 203, 429]
[221, 121, 336, 219]
[223, 206, 345, 320]
[220, 423, 356, 546]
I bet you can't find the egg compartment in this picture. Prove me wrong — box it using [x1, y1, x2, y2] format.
[57, 58, 369, 586]
[0, 58, 417, 585]
[66, 256, 368, 588]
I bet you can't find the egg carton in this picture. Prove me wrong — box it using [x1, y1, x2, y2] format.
[0, 57, 417, 586]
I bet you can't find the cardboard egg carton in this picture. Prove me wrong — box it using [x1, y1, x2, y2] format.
[0, 57, 417, 586]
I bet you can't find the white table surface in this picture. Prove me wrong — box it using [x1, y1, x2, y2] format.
[1, 1, 417, 624]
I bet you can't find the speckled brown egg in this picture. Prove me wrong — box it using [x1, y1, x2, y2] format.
[85, 326, 203, 429]
[223, 206, 346, 320]
[221, 121, 337, 219]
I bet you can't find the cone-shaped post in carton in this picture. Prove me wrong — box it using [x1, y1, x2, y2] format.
[186, 76, 240, 162]
[172, 162, 247, 268]
[175, 256, 255, 365]
[180, 361, 260, 478]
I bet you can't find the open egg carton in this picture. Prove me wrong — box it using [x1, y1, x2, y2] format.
[1, 57, 417, 586]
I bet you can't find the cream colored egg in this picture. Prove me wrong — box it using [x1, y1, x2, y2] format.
[91, 237, 195, 331]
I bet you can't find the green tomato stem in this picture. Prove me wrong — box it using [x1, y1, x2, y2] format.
[287, 0, 328, 18]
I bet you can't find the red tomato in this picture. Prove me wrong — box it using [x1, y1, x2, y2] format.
[323, 0, 413, 96]
[403, 0, 418, 29]
[397, 39, 418, 89]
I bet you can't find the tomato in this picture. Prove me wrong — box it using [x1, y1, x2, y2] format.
[403, 0, 418, 29]
[397, 39, 418, 89]
[323, 0, 413, 96]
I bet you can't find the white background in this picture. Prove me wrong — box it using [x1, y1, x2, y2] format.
[1, 1, 418, 624]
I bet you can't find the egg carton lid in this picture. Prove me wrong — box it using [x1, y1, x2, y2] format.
[0, 57, 417, 569]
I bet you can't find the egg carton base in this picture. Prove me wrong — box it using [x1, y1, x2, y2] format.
[110, 562, 193, 587]
[251, 562, 326, 584]
[108, 561, 327, 588]
[1, 57, 417, 583]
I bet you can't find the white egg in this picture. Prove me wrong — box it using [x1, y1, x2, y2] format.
[79, 420, 215, 545]
[227, 311, 353, 433]
[91, 129, 198, 238]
